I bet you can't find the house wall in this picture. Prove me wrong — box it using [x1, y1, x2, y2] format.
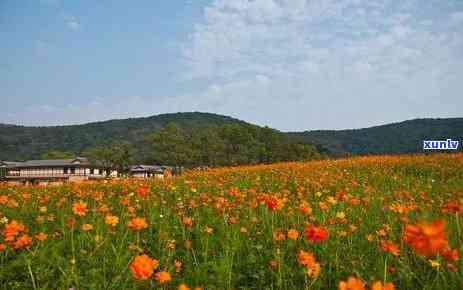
[19, 168, 65, 176]
[133, 172, 147, 178]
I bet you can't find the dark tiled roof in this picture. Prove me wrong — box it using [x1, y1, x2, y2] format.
[130, 165, 170, 172]
[3, 157, 91, 168]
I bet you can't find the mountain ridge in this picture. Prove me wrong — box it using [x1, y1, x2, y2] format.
[0, 112, 461, 160]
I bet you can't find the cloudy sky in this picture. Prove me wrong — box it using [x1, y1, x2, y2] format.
[1, 0, 463, 131]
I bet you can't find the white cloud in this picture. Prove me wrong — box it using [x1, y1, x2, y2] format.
[179, 0, 463, 130]
[4, 1, 463, 131]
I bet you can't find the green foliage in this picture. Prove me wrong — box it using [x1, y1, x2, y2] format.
[84, 142, 134, 174]
[40, 150, 75, 160]
[0, 113, 245, 161]
[147, 122, 323, 167]
[2, 112, 456, 162]
[290, 118, 463, 156]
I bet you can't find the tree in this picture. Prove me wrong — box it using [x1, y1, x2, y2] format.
[144, 122, 325, 168]
[146, 123, 193, 166]
[84, 142, 134, 176]
[40, 150, 75, 160]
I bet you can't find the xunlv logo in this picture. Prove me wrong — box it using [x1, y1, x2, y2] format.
[423, 139, 459, 150]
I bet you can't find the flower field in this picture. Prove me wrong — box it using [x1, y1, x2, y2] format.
[0, 154, 462, 290]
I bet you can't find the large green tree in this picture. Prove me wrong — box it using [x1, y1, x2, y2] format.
[145, 122, 323, 168]
[84, 142, 134, 175]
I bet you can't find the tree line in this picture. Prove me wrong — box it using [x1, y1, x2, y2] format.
[40, 123, 325, 174]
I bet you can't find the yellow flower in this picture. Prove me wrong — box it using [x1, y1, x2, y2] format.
[336, 211, 346, 219]
[429, 259, 440, 268]
[204, 225, 214, 234]
[82, 223, 93, 231]
[105, 215, 119, 227]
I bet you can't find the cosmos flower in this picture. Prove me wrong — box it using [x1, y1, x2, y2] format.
[2, 220, 25, 242]
[35, 232, 48, 241]
[379, 240, 400, 256]
[402, 219, 449, 257]
[338, 276, 365, 290]
[304, 225, 329, 241]
[287, 229, 299, 240]
[12, 234, 32, 249]
[72, 201, 88, 216]
[105, 215, 119, 227]
[82, 223, 93, 231]
[155, 271, 172, 283]
[130, 255, 158, 280]
[128, 217, 148, 231]
[371, 281, 396, 290]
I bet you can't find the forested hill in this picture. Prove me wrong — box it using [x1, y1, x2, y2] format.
[289, 118, 463, 156]
[0, 112, 247, 161]
[1, 113, 461, 162]
[0, 112, 323, 164]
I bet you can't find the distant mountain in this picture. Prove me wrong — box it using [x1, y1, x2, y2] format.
[0, 113, 461, 161]
[289, 118, 463, 156]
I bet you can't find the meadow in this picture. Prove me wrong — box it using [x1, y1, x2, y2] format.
[0, 153, 462, 290]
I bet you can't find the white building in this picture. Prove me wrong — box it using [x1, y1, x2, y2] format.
[0, 157, 117, 185]
[129, 165, 172, 178]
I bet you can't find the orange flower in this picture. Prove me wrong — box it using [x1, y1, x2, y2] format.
[72, 200, 88, 216]
[371, 281, 396, 290]
[2, 220, 25, 242]
[35, 232, 48, 241]
[287, 229, 299, 240]
[178, 284, 191, 290]
[299, 201, 312, 215]
[265, 195, 284, 211]
[297, 250, 321, 278]
[105, 215, 119, 227]
[182, 216, 193, 227]
[298, 250, 316, 266]
[442, 248, 460, 261]
[304, 225, 329, 241]
[128, 217, 148, 231]
[155, 271, 172, 283]
[130, 255, 158, 280]
[338, 276, 365, 290]
[174, 259, 183, 273]
[380, 240, 400, 256]
[0, 195, 8, 205]
[0, 243, 6, 252]
[12, 234, 32, 249]
[441, 201, 463, 213]
[136, 186, 149, 198]
[402, 219, 449, 257]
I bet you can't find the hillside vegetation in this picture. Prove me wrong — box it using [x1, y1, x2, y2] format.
[0, 112, 323, 167]
[1, 113, 462, 162]
[291, 118, 463, 156]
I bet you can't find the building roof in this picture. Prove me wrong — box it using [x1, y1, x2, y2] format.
[130, 165, 171, 173]
[2, 157, 91, 168]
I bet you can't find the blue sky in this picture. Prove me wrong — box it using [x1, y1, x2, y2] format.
[1, 0, 463, 130]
